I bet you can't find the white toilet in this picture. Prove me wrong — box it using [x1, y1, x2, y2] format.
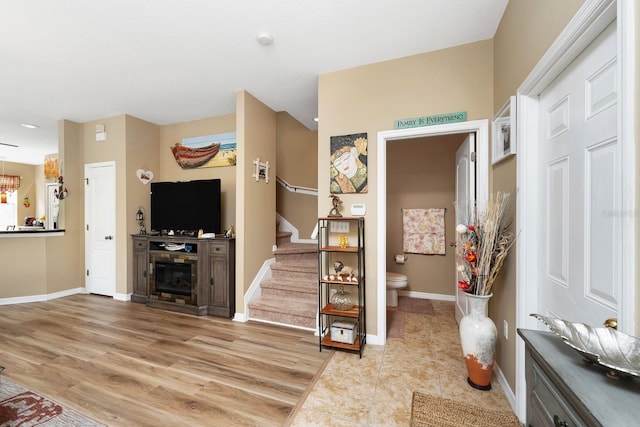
[386, 272, 408, 307]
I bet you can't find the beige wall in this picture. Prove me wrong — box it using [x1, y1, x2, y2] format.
[387, 134, 465, 295]
[125, 115, 160, 295]
[493, 0, 585, 105]
[0, 238, 48, 295]
[276, 112, 318, 238]
[319, 40, 494, 336]
[491, 0, 586, 392]
[236, 90, 277, 312]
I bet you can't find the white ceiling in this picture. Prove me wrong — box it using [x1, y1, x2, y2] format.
[0, 0, 508, 165]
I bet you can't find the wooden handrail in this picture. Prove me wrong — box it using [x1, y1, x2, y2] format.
[275, 176, 318, 196]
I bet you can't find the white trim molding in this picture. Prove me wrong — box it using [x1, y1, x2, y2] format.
[0, 287, 86, 305]
[236, 257, 275, 322]
[377, 119, 489, 346]
[515, 0, 634, 421]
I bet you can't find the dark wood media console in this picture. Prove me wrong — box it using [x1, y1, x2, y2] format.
[131, 235, 235, 318]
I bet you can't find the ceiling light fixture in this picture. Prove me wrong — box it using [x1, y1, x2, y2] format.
[20, 123, 39, 129]
[313, 117, 319, 122]
[256, 33, 273, 46]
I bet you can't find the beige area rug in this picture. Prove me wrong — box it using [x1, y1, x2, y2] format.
[410, 392, 521, 427]
[397, 296, 435, 314]
[0, 376, 105, 426]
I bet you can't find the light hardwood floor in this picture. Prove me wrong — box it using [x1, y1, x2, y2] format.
[0, 295, 514, 426]
[0, 295, 331, 426]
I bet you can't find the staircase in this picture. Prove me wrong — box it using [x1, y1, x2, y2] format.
[247, 227, 318, 329]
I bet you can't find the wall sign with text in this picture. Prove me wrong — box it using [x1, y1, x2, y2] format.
[395, 112, 467, 129]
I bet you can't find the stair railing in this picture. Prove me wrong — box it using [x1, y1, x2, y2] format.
[275, 176, 318, 196]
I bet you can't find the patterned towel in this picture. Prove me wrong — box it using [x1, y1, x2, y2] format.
[402, 208, 446, 255]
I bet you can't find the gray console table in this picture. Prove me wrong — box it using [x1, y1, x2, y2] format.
[518, 329, 639, 426]
[131, 235, 235, 318]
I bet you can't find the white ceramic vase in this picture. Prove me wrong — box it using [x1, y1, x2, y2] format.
[459, 292, 497, 390]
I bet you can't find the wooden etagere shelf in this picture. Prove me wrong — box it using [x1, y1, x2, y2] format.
[317, 216, 365, 357]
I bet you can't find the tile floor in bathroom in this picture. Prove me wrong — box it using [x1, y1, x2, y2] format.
[289, 299, 515, 426]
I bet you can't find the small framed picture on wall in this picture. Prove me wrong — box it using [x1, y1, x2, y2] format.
[492, 96, 516, 164]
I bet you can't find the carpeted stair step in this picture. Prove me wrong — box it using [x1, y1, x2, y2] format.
[260, 278, 317, 303]
[274, 242, 318, 263]
[270, 261, 317, 282]
[276, 230, 293, 246]
[248, 297, 317, 329]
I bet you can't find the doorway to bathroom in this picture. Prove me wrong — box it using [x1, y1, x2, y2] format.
[376, 120, 489, 343]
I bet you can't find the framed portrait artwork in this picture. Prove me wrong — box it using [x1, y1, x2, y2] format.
[492, 96, 516, 164]
[330, 133, 368, 194]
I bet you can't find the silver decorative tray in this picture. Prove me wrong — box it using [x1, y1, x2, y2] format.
[532, 314, 640, 378]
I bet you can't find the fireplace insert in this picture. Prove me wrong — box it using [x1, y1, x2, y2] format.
[149, 252, 198, 305]
[155, 261, 191, 296]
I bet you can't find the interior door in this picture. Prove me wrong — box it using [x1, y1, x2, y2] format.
[85, 161, 116, 296]
[455, 133, 476, 323]
[538, 22, 618, 324]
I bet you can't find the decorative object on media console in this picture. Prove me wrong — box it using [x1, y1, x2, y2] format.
[454, 191, 515, 390]
[328, 194, 343, 217]
[136, 207, 146, 235]
[531, 314, 640, 379]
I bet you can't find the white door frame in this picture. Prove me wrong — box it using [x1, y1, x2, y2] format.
[515, 0, 635, 419]
[376, 119, 489, 345]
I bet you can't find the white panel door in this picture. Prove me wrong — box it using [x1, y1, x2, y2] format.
[455, 133, 475, 323]
[85, 162, 116, 296]
[538, 22, 618, 324]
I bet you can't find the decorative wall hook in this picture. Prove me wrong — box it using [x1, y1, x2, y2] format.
[252, 158, 270, 183]
[55, 175, 69, 200]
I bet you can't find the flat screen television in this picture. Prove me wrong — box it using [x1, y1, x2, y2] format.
[150, 179, 221, 234]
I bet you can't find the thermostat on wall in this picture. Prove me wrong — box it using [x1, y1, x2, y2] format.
[350, 203, 366, 216]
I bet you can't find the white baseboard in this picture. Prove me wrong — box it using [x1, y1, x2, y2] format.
[398, 290, 455, 302]
[366, 333, 384, 345]
[239, 257, 275, 322]
[0, 287, 86, 305]
[233, 312, 248, 322]
[114, 292, 131, 301]
[494, 362, 517, 414]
